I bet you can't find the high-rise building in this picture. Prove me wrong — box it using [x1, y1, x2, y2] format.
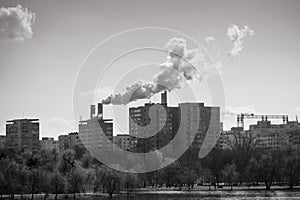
[79, 103, 113, 152]
[40, 137, 59, 151]
[178, 103, 221, 152]
[129, 91, 179, 153]
[6, 119, 40, 153]
[129, 91, 221, 154]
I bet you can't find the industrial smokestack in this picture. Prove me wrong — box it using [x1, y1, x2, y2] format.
[161, 90, 167, 105]
[98, 103, 103, 118]
[90, 105, 95, 119]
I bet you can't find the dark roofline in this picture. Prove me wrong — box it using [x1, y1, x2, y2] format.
[116, 134, 129, 136]
[6, 118, 39, 123]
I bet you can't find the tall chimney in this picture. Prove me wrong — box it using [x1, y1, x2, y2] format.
[98, 103, 103, 117]
[90, 105, 95, 119]
[161, 91, 167, 105]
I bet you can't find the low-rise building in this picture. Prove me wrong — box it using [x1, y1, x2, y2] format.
[113, 134, 130, 151]
[58, 132, 83, 151]
[250, 120, 300, 150]
[0, 135, 6, 149]
[40, 137, 59, 151]
[218, 120, 300, 150]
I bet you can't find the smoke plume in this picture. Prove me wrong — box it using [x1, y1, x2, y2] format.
[0, 5, 36, 41]
[102, 38, 211, 105]
[227, 24, 254, 58]
[102, 24, 254, 105]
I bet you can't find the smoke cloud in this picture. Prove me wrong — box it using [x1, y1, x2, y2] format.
[227, 24, 254, 58]
[102, 38, 211, 105]
[102, 24, 254, 105]
[0, 5, 36, 41]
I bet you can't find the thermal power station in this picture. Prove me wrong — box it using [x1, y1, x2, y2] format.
[79, 91, 222, 155]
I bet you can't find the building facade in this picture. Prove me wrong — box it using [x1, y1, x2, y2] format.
[79, 103, 113, 152]
[250, 120, 300, 150]
[0, 135, 6, 149]
[129, 91, 179, 153]
[58, 132, 83, 151]
[217, 120, 300, 150]
[5, 119, 40, 152]
[113, 134, 131, 151]
[40, 137, 59, 151]
[129, 91, 222, 155]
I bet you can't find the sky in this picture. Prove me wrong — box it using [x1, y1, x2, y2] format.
[1, 0, 300, 139]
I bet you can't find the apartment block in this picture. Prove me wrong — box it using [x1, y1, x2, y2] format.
[6, 119, 40, 152]
[40, 137, 59, 151]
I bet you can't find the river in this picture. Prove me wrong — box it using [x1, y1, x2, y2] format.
[92, 190, 300, 200]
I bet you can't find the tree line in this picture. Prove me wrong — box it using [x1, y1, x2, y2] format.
[0, 133, 300, 200]
[0, 147, 139, 200]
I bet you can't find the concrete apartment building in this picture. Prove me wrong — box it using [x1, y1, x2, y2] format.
[40, 137, 59, 151]
[217, 120, 300, 150]
[179, 102, 222, 152]
[113, 134, 130, 151]
[288, 129, 300, 149]
[129, 91, 222, 154]
[79, 103, 113, 152]
[129, 91, 180, 153]
[58, 132, 83, 151]
[216, 127, 248, 149]
[5, 119, 40, 152]
[250, 120, 300, 150]
[0, 135, 6, 149]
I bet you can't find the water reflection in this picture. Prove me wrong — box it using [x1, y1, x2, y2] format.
[90, 190, 300, 200]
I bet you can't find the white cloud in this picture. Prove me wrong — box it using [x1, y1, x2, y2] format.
[226, 24, 254, 58]
[223, 105, 256, 116]
[0, 4, 36, 41]
[205, 36, 215, 43]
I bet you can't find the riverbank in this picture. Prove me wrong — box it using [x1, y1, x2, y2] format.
[136, 185, 300, 192]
